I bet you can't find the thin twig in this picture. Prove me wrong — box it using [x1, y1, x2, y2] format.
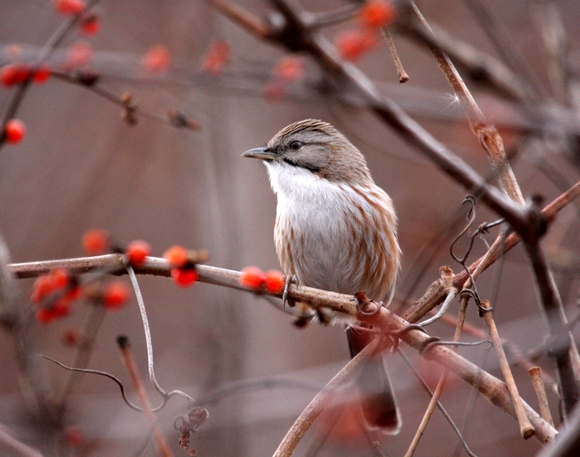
[126, 265, 195, 404]
[207, 0, 272, 38]
[0, 425, 44, 457]
[39, 355, 143, 412]
[405, 294, 472, 457]
[481, 300, 535, 438]
[117, 336, 174, 457]
[395, 7, 536, 102]
[381, 28, 409, 83]
[528, 366, 555, 427]
[409, 1, 525, 205]
[417, 288, 456, 327]
[398, 344, 478, 457]
[272, 339, 379, 457]
[58, 305, 106, 404]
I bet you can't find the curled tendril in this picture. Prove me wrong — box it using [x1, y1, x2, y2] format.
[449, 195, 505, 315]
[39, 354, 144, 412]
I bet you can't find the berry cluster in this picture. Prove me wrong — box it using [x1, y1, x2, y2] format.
[163, 245, 200, 287]
[335, 0, 396, 61]
[239, 266, 285, 294]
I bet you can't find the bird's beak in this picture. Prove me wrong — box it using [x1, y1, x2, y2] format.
[241, 147, 278, 161]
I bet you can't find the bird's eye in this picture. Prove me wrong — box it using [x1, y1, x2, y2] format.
[289, 141, 303, 151]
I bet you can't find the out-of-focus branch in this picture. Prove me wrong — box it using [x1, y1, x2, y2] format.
[0, 236, 62, 447]
[117, 336, 174, 457]
[207, 0, 272, 38]
[0, 425, 44, 457]
[273, 339, 379, 457]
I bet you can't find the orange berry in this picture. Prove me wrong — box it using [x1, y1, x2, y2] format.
[201, 39, 230, 75]
[239, 266, 265, 290]
[126, 240, 151, 266]
[273, 56, 305, 83]
[358, 0, 396, 29]
[0, 64, 30, 87]
[335, 29, 378, 61]
[264, 270, 285, 294]
[102, 281, 130, 310]
[82, 228, 109, 255]
[163, 245, 188, 268]
[3, 119, 26, 144]
[142, 45, 171, 73]
[171, 267, 198, 287]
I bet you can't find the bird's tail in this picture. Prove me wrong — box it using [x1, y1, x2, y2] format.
[347, 326, 402, 434]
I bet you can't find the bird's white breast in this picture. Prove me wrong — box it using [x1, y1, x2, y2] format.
[265, 161, 398, 302]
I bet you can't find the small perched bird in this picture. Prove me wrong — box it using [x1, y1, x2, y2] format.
[242, 119, 401, 434]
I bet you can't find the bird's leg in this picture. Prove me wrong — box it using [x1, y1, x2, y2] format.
[282, 274, 298, 308]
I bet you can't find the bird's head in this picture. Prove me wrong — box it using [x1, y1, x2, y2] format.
[242, 119, 372, 186]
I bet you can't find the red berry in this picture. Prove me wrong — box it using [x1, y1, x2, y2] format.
[264, 270, 285, 294]
[64, 425, 85, 447]
[79, 14, 100, 35]
[171, 267, 198, 287]
[36, 307, 56, 325]
[163, 245, 188, 268]
[32, 65, 51, 84]
[53, 0, 85, 15]
[65, 286, 82, 301]
[82, 228, 109, 255]
[62, 328, 81, 346]
[102, 281, 130, 310]
[126, 240, 151, 266]
[336, 29, 379, 61]
[50, 268, 70, 289]
[51, 300, 71, 318]
[31, 275, 55, 303]
[3, 119, 26, 144]
[239, 266, 265, 290]
[358, 0, 396, 29]
[0, 64, 30, 87]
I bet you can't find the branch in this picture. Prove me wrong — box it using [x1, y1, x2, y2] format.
[403, 179, 580, 322]
[8, 255, 557, 444]
[273, 339, 379, 457]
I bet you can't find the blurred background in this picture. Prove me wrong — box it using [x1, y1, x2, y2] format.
[1, 1, 579, 456]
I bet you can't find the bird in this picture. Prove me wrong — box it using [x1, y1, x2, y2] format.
[242, 118, 401, 434]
